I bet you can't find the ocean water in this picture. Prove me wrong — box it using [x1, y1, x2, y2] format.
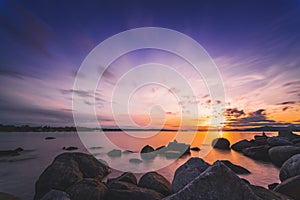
[0, 131, 287, 200]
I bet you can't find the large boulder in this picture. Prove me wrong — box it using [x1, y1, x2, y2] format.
[278, 130, 300, 140]
[66, 178, 107, 200]
[242, 145, 271, 161]
[274, 175, 300, 200]
[267, 137, 293, 147]
[165, 161, 261, 200]
[107, 149, 122, 157]
[279, 154, 300, 181]
[106, 181, 164, 200]
[34, 153, 110, 200]
[231, 139, 253, 152]
[140, 145, 156, 160]
[220, 160, 250, 174]
[107, 172, 137, 185]
[250, 185, 291, 200]
[138, 172, 171, 196]
[269, 146, 300, 166]
[40, 189, 70, 200]
[212, 138, 230, 150]
[171, 157, 210, 193]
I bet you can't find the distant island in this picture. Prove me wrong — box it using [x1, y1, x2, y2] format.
[0, 124, 299, 132]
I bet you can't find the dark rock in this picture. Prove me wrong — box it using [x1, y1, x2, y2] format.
[242, 145, 271, 161]
[231, 139, 253, 152]
[166, 140, 190, 155]
[211, 138, 230, 150]
[90, 146, 103, 150]
[140, 145, 156, 160]
[0, 147, 23, 157]
[254, 134, 268, 145]
[220, 160, 250, 174]
[122, 150, 134, 154]
[267, 137, 293, 146]
[138, 172, 171, 196]
[155, 146, 167, 154]
[106, 181, 164, 200]
[279, 154, 300, 181]
[190, 147, 200, 151]
[0, 192, 20, 200]
[34, 153, 110, 200]
[40, 189, 70, 200]
[14, 147, 24, 152]
[165, 161, 261, 200]
[292, 138, 300, 144]
[165, 151, 182, 159]
[250, 184, 291, 200]
[63, 146, 78, 151]
[45, 137, 56, 140]
[107, 172, 137, 185]
[268, 183, 279, 190]
[269, 146, 300, 166]
[107, 149, 122, 157]
[129, 158, 142, 164]
[278, 130, 300, 140]
[171, 157, 210, 193]
[66, 178, 107, 200]
[274, 175, 300, 200]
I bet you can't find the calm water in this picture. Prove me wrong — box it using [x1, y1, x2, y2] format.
[0, 131, 289, 200]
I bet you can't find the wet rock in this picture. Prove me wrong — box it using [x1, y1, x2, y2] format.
[106, 181, 164, 200]
[140, 145, 156, 160]
[242, 145, 271, 161]
[40, 189, 70, 200]
[268, 183, 279, 190]
[267, 137, 293, 147]
[190, 147, 200, 151]
[220, 160, 250, 174]
[107, 172, 137, 185]
[66, 178, 107, 200]
[129, 158, 142, 164]
[34, 153, 110, 200]
[269, 146, 300, 166]
[107, 149, 122, 157]
[278, 130, 300, 140]
[211, 138, 230, 150]
[254, 134, 268, 145]
[171, 157, 210, 193]
[274, 175, 300, 200]
[231, 139, 253, 152]
[165, 161, 261, 200]
[165, 151, 182, 159]
[45, 137, 56, 140]
[62, 146, 78, 151]
[155, 146, 167, 154]
[138, 172, 171, 196]
[250, 185, 291, 200]
[0, 192, 20, 200]
[122, 150, 134, 154]
[279, 154, 300, 181]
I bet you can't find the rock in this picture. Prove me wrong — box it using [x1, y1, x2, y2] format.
[171, 157, 210, 193]
[211, 138, 230, 150]
[0, 147, 23, 157]
[40, 189, 70, 200]
[231, 139, 253, 152]
[90, 146, 103, 150]
[0, 192, 20, 200]
[250, 185, 291, 200]
[107, 172, 137, 185]
[267, 137, 293, 146]
[62, 146, 78, 151]
[122, 150, 134, 154]
[279, 154, 300, 181]
[274, 175, 300, 200]
[292, 138, 300, 144]
[138, 172, 171, 196]
[268, 183, 279, 190]
[220, 160, 250, 174]
[165, 161, 261, 200]
[140, 145, 156, 160]
[106, 181, 164, 200]
[166, 140, 190, 155]
[45, 137, 56, 140]
[155, 146, 167, 154]
[129, 158, 142, 164]
[66, 178, 107, 200]
[254, 134, 268, 145]
[34, 153, 110, 200]
[242, 145, 271, 161]
[278, 130, 300, 140]
[269, 146, 300, 166]
[107, 149, 122, 157]
[165, 151, 182, 159]
[190, 147, 200, 151]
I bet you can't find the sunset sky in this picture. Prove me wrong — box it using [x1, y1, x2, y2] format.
[0, 0, 299, 129]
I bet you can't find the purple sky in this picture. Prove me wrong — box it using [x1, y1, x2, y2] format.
[0, 0, 299, 128]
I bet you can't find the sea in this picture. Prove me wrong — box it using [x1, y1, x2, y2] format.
[0, 131, 293, 200]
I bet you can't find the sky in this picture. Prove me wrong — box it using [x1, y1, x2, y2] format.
[0, 0, 300, 129]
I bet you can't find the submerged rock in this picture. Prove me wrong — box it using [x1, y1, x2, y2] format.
[212, 138, 230, 150]
[269, 146, 300, 166]
[140, 145, 156, 160]
[45, 137, 56, 140]
[279, 154, 300, 181]
[0, 147, 23, 157]
[62, 146, 78, 151]
[274, 175, 300, 200]
[231, 139, 253, 152]
[40, 189, 70, 200]
[107, 149, 122, 157]
[242, 145, 271, 161]
[129, 158, 142, 164]
[190, 147, 201, 151]
[66, 178, 107, 200]
[138, 172, 171, 196]
[171, 157, 210, 193]
[220, 160, 250, 174]
[166, 161, 260, 200]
